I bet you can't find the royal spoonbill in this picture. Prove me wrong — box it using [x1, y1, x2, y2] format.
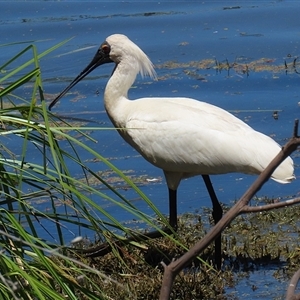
[49, 34, 295, 267]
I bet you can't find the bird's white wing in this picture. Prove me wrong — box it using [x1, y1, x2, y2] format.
[121, 97, 293, 182]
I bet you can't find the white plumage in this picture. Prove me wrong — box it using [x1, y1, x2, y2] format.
[102, 34, 294, 187]
[49, 34, 295, 266]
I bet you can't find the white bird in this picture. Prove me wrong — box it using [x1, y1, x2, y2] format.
[49, 34, 295, 267]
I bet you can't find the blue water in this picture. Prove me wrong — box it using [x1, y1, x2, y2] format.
[1, 1, 300, 299]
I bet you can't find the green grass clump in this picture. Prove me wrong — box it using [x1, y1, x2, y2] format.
[0, 40, 173, 299]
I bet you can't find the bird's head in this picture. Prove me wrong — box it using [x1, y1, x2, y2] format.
[48, 34, 156, 110]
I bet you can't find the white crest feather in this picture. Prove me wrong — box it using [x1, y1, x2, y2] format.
[106, 34, 157, 80]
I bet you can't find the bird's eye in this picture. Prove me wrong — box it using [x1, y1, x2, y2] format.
[101, 44, 110, 54]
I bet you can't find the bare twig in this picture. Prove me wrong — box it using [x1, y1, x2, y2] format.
[241, 197, 300, 213]
[81, 227, 174, 257]
[286, 268, 300, 300]
[159, 120, 300, 300]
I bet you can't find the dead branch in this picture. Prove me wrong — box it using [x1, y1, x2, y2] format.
[286, 268, 300, 300]
[241, 197, 300, 213]
[80, 227, 173, 257]
[159, 120, 300, 300]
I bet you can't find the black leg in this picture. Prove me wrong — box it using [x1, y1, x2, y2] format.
[169, 188, 178, 230]
[202, 174, 223, 269]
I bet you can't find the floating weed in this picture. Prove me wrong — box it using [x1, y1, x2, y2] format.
[155, 56, 300, 80]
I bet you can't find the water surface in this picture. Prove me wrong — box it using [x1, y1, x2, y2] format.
[1, 1, 300, 298]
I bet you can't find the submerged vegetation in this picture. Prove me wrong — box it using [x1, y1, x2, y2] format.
[0, 41, 299, 299]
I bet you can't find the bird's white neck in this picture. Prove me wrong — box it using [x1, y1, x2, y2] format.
[104, 58, 139, 126]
